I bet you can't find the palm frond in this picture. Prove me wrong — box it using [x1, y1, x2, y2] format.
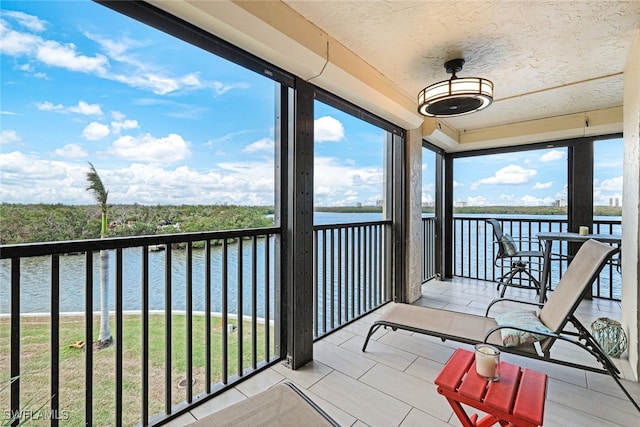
[86, 162, 109, 211]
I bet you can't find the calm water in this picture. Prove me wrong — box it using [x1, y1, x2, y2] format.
[0, 212, 382, 315]
[0, 212, 620, 314]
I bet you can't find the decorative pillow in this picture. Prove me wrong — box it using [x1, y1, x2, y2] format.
[494, 310, 553, 347]
[499, 234, 518, 256]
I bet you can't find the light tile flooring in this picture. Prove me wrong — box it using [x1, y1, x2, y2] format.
[168, 278, 640, 426]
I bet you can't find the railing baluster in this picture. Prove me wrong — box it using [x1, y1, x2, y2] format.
[164, 244, 172, 414]
[357, 226, 362, 315]
[322, 229, 327, 334]
[51, 254, 60, 427]
[84, 252, 93, 426]
[141, 247, 149, 426]
[264, 234, 270, 362]
[115, 248, 123, 426]
[205, 240, 212, 394]
[344, 228, 349, 322]
[337, 228, 343, 325]
[251, 236, 258, 370]
[237, 238, 243, 378]
[313, 229, 318, 338]
[329, 229, 335, 330]
[222, 239, 228, 384]
[186, 243, 193, 403]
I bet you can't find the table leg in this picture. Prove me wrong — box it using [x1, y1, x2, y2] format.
[475, 414, 506, 427]
[443, 396, 504, 427]
[444, 396, 476, 427]
[538, 239, 552, 304]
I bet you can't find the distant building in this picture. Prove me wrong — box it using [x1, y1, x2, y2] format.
[609, 197, 621, 207]
[553, 199, 567, 207]
[454, 201, 467, 208]
[356, 202, 362, 208]
[376, 199, 383, 207]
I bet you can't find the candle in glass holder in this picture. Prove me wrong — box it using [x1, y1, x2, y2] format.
[579, 226, 589, 236]
[475, 344, 500, 381]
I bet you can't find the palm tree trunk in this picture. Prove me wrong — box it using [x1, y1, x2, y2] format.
[97, 248, 111, 343]
[97, 212, 112, 346]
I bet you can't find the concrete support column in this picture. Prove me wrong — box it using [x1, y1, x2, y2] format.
[622, 35, 640, 380]
[405, 128, 423, 303]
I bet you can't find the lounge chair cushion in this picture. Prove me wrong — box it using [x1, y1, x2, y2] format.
[499, 234, 518, 256]
[495, 310, 552, 347]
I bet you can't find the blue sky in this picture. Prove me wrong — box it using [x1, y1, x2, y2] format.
[424, 138, 623, 207]
[1, 1, 623, 208]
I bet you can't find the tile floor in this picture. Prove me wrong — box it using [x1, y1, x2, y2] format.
[167, 278, 640, 427]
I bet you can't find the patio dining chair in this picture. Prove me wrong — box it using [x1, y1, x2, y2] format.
[487, 218, 545, 298]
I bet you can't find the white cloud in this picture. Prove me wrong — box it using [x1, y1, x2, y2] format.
[0, 19, 41, 55]
[82, 122, 110, 140]
[315, 116, 344, 142]
[0, 151, 92, 204]
[111, 111, 125, 121]
[2, 20, 246, 98]
[51, 143, 88, 159]
[477, 165, 537, 185]
[37, 100, 103, 115]
[37, 39, 108, 73]
[108, 111, 139, 134]
[466, 196, 486, 206]
[533, 181, 553, 189]
[593, 176, 623, 205]
[598, 176, 623, 192]
[243, 138, 274, 153]
[0, 151, 278, 205]
[109, 133, 191, 164]
[2, 11, 47, 32]
[519, 195, 556, 206]
[540, 149, 565, 162]
[111, 119, 139, 134]
[0, 130, 21, 145]
[87, 32, 247, 96]
[36, 101, 64, 111]
[497, 194, 517, 204]
[313, 156, 382, 206]
[68, 101, 103, 116]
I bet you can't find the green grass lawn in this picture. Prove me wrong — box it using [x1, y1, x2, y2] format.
[0, 313, 275, 426]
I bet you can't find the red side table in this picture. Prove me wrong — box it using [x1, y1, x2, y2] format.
[435, 348, 547, 427]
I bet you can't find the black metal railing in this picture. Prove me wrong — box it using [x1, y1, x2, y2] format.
[1, 228, 280, 426]
[312, 220, 393, 338]
[1, 219, 392, 425]
[421, 217, 437, 282]
[449, 216, 622, 300]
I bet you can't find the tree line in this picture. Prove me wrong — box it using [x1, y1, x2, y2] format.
[0, 203, 274, 245]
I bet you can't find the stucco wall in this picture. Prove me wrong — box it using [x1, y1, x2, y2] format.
[622, 34, 640, 380]
[405, 129, 423, 303]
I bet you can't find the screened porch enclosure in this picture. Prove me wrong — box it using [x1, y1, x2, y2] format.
[2, 0, 639, 426]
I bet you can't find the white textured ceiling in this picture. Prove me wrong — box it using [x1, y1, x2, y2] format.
[283, 0, 640, 132]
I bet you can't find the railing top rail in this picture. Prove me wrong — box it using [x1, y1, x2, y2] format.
[451, 215, 620, 225]
[313, 220, 391, 231]
[0, 226, 281, 259]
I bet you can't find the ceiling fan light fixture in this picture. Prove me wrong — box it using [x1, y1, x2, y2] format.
[417, 58, 493, 117]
